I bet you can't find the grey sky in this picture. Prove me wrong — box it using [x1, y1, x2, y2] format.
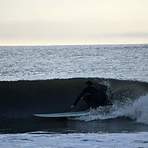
[0, 0, 148, 45]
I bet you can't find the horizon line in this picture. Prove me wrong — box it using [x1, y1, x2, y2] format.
[0, 42, 148, 47]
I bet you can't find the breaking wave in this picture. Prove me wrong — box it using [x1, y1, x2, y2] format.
[77, 94, 148, 125]
[0, 77, 148, 119]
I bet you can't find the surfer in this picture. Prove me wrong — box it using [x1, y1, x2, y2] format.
[71, 81, 112, 109]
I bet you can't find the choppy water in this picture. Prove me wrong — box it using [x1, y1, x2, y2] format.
[0, 44, 148, 82]
[1, 132, 148, 148]
[0, 44, 148, 147]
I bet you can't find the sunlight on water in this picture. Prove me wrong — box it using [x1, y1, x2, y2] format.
[0, 44, 148, 82]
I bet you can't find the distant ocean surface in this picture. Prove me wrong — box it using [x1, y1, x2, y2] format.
[0, 44, 148, 148]
[0, 44, 148, 82]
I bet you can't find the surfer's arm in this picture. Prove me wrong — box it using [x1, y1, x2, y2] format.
[73, 97, 81, 106]
[70, 96, 82, 109]
[71, 87, 89, 108]
[72, 91, 85, 106]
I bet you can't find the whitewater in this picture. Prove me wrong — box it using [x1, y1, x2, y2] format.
[76, 95, 148, 124]
[0, 44, 148, 147]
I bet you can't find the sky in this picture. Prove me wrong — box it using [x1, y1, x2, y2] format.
[0, 0, 148, 45]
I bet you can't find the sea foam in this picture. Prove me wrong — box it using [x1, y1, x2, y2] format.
[77, 95, 148, 125]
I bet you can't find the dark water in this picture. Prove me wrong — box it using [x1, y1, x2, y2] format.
[1, 118, 148, 134]
[0, 78, 148, 119]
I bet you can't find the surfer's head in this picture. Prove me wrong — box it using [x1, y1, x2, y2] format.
[86, 81, 93, 86]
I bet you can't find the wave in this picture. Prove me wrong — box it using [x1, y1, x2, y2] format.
[0, 77, 148, 119]
[76, 95, 148, 125]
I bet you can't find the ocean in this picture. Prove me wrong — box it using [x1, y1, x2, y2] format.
[0, 44, 148, 147]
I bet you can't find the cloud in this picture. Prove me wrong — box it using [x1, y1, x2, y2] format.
[0, 0, 148, 44]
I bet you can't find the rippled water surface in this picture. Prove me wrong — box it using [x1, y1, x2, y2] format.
[0, 44, 148, 147]
[0, 44, 148, 82]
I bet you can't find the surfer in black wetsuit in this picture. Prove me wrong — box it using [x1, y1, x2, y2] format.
[71, 81, 112, 109]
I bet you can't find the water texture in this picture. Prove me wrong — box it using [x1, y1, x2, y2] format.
[0, 44, 148, 147]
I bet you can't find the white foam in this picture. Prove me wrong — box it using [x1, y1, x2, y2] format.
[0, 132, 148, 148]
[125, 95, 148, 124]
[76, 95, 148, 124]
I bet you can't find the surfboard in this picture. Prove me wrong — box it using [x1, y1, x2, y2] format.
[34, 111, 89, 118]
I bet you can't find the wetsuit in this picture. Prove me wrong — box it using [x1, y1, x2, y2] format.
[73, 84, 109, 108]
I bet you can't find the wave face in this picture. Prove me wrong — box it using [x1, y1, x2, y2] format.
[0, 78, 148, 120]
